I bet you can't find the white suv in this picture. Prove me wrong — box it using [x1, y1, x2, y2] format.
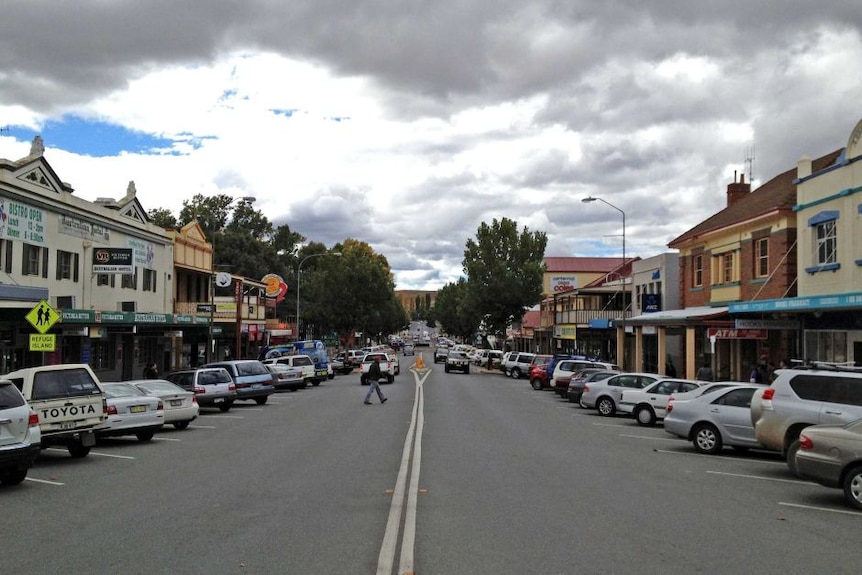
[750, 365, 862, 476]
[263, 354, 315, 387]
[502, 352, 536, 379]
[0, 379, 41, 485]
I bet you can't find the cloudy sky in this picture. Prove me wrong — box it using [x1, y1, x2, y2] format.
[1, 2, 860, 290]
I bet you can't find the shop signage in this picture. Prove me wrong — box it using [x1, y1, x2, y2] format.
[58, 214, 111, 242]
[642, 293, 662, 313]
[61, 309, 211, 325]
[707, 328, 767, 339]
[729, 293, 862, 313]
[735, 319, 800, 330]
[0, 197, 46, 245]
[550, 275, 578, 293]
[92, 248, 135, 274]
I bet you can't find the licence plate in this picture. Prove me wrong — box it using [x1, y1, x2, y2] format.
[59, 421, 76, 430]
[130, 405, 147, 413]
[213, 398, 224, 404]
[170, 399, 182, 407]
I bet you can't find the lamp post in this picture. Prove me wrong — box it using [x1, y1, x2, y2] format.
[295, 252, 342, 341]
[206, 196, 256, 363]
[582, 195, 627, 366]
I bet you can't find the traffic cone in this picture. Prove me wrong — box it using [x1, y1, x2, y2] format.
[416, 356, 425, 370]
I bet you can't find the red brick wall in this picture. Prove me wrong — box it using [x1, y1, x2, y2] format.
[739, 228, 796, 301]
[679, 249, 710, 308]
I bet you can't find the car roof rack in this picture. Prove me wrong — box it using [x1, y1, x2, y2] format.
[787, 359, 862, 373]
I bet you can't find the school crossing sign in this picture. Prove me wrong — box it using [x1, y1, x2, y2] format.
[26, 300, 60, 334]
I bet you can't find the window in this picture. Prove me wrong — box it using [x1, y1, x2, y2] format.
[96, 274, 116, 287]
[23, 243, 40, 276]
[721, 252, 734, 283]
[755, 238, 769, 278]
[0, 240, 12, 273]
[90, 340, 116, 370]
[56, 250, 79, 281]
[692, 254, 703, 287]
[121, 267, 138, 289]
[815, 220, 837, 265]
[143, 268, 157, 292]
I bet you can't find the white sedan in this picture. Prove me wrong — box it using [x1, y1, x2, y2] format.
[618, 379, 704, 425]
[96, 383, 165, 442]
[128, 379, 199, 430]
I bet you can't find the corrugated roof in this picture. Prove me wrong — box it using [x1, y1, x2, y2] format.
[522, 309, 542, 328]
[544, 257, 626, 273]
[668, 149, 843, 248]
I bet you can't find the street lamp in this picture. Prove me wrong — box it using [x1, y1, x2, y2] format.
[582, 195, 627, 366]
[295, 252, 342, 340]
[206, 195, 256, 363]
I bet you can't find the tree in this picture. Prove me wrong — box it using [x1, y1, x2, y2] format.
[433, 278, 480, 342]
[462, 217, 547, 342]
[147, 208, 177, 229]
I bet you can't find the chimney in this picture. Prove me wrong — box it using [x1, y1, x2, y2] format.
[727, 171, 751, 207]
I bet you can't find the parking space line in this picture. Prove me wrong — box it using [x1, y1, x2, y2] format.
[203, 415, 244, 419]
[25, 477, 65, 486]
[778, 502, 862, 516]
[88, 451, 136, 460]
[189, 424, 217, 429]
[619, 433, 680, 442]
[153, 437, 182, 442]
[592, 422, 631, 428]
[654, 449, 787, 465]
[706, 470, 808, 485]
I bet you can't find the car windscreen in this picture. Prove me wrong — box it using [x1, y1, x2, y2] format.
[103, 383, 145, 399]
[31, 368, 101, 400]
[135, 380, 184, 394]
[0, 381, 26, 408]
[448, 352, 467, 359]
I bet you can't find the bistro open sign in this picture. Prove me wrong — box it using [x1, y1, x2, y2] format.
[92, 248, 135, 274]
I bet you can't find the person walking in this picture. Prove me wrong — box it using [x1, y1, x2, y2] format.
[143, 362, 159, 379]
[364, 357, 388, 405]
[665, 356, 677, 378]
[695, 360, 714, 382]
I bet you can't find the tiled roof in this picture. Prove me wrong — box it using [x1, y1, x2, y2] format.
[668, 149, 843, 248]
[522, 309, 542, 328]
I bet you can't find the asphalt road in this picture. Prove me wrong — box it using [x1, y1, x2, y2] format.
[4, 352, 862, 574]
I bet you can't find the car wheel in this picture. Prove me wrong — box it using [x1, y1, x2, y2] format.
[596, 396, 616, 416]
[219, 402, 232, 412]
[255, 396, 268, 405]
[387, 375, 394, 383]
[465, 367, 470, 374]
[173, 420, 191, 430]
[136, 430, 155, 442]
[531, 378, 543, 391]
[692, 423, 722, 455]
[445, 365, 450, 373]
[68, 442, 91, 458]
[312, 380, 321, 387]
[328, 373, 335, 380]
[511, 367, 521, 379]
[360, 376, 368, 386]
[0, 468, 28, 485]
[786, 439, 802, 478]
[635, 406, 656, 426]
[842, 464, 862, 510]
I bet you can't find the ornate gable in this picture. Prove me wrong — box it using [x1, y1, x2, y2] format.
[115, 181, 149, 224]
[9, 136, 73, 195]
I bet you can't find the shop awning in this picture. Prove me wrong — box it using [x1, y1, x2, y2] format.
[623, 306, 728, 326]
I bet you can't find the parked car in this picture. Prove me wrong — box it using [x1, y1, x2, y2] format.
[329, 357, 355, 376]
[618, 379, 704, 426]
[664, 383, 767, 455]
[95, 383, 165, 442]
[502, 352, 536, 379]
[202, 360, 276, 405]
[750, 365, 862, 476]
[445, 351, 471, 374]
[580, 373, 660, 416]
[548, 358, 618, 394]
[344, 350, 366, 368]
[795, 419, 862, 510]
[264, 363, 306, 391]
[566, 370, 619, 403]
[359, 353, 397, 384]
[0, 379, 41, 485]
[433, 347, 450, 364]
[5, 364, 107, 458]
[473, 349, 504, 368]
[127, 379, 199, 429]
[165, 367, 237, 412]
[262, 354, 315, 387]
[527, 355, 554, 390]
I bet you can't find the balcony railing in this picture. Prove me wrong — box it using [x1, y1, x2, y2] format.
[554, 308, 630, 325]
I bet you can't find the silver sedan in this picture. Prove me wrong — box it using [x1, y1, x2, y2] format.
[96, 382, 165, 442]
[663, 384, 766, 454]
[795, 419, 862, 510]
[128, 379, 199, 429]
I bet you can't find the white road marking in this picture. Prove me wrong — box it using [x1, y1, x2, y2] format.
[189, 424, 217, 429]
[654, 448, 787, 465]
[619, 433, 681, 442]
[778, 502, 862, 516]
[25, 477, 65, 486]
[153, 437, 182, 442]
[705, 470, 809, 485]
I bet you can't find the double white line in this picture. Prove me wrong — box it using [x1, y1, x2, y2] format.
[376, 367, 430, 575]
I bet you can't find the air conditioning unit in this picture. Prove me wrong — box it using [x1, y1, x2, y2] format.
[51, 296, 76, 309]
[118, 301, 137, 312]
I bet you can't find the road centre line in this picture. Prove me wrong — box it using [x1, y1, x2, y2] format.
[25, 477, 65, 486]
[778, 502, 862, 516]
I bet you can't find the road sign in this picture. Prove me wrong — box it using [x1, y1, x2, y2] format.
[25, 300, 60, 334]
[30, 334, 56, 352]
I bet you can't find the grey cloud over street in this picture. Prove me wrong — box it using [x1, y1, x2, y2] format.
[1, 1, 861, 288]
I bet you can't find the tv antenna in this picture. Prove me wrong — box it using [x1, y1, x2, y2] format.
[744, 144, 755, 183]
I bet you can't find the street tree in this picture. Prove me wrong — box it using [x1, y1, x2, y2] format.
[433, 278, 480, 342]
[147, 208, 177, 229]
[462, 217, 547, 344]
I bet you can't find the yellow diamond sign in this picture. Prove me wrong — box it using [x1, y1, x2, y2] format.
[26, 300, 60, 334]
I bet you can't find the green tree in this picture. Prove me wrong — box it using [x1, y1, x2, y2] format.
[462, 217, 547, 342]
[433, 278, 479, 342]
[147, 208, 177, 229]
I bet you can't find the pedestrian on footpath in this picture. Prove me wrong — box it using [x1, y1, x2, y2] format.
[696, 360, 714, 382]
[364, 357, 388, 405]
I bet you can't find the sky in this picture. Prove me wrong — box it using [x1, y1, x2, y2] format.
[1, 2, 861, 290]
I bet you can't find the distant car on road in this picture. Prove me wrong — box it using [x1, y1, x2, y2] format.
[433, 347, 449, 364]
[402, 344, 415, 356]
[445, 351, 471, 374]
